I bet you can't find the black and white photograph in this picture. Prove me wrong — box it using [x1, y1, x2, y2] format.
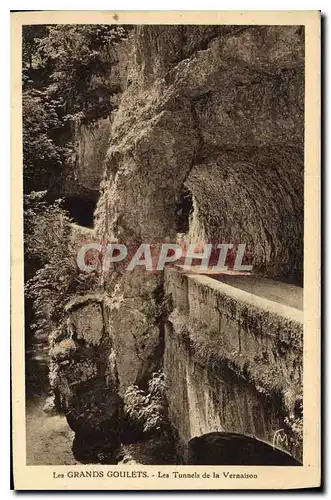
[10, 10, 320, 491]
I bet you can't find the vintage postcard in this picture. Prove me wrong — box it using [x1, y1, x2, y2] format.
[11, 10, 320, 490]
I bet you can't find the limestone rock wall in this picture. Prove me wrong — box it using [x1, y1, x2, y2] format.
[64, 118, 111, 201]
[50, 36, 135, 205]
[94, 25, 304, 395]
[51, 294, 121, 438]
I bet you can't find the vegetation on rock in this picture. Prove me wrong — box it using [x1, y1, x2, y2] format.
[23, 24, 130, 192]
[23, 24, 133, 342]
[24, 193, 100, 342]
[124, 371, 170, 435]
[170, 308, 302, 417]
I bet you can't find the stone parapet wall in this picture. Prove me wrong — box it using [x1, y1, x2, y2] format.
[164, 266, 303, 462]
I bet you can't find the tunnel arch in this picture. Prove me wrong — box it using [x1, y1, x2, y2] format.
[187, 432, 301, 466]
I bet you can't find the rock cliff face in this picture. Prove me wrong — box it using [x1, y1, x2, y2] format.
[93, 25, 304, 395]
[49, 37, 134, 215]
[53, 26, 304, 452]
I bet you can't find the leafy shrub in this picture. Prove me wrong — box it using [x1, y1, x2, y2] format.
[124, 371, 169, 434]
[49, 338, 76, 361]
[284, 396, 303, 449]
[24, 191, 71, 265]
[25, 193, 100, 339]
[23, 91, 73, 190]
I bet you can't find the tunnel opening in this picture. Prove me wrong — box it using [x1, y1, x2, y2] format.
[188, 432, 301, 466]
[62, 195, 97, 228]
[175, 186, 193, 235]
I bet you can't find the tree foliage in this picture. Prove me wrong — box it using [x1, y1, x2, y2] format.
[22, 24, 130, 192]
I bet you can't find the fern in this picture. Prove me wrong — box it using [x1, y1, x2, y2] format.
[124, 372, 169, 434]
